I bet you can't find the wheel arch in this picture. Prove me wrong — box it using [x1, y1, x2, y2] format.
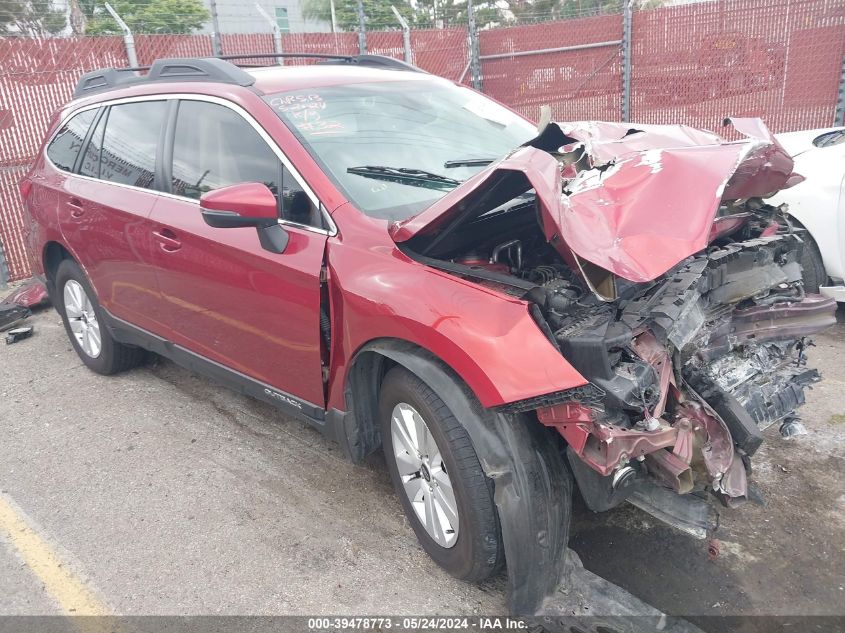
[334, 338, 458, 464]
[332, 336, 573, 616]
[42, 240, 75, 301]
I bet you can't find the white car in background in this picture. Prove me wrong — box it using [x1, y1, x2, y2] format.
[771, 127, 845, 301]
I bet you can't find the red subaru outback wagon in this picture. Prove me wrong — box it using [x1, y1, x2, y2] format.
[22, 55, 835, 615]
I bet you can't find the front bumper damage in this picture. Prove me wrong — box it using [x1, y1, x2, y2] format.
[536, 235, 835, 518]
[392, 117, 836, 628]
[394, 116, 836, 517]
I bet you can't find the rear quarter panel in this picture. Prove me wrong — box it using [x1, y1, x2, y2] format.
[21, 112, 65, 276]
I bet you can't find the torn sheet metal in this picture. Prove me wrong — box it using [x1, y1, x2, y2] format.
[390, 146, 561, 243]
[551, 143, 781, 282]
[2, 278, 49, 309]
[392, 117, 797, 283]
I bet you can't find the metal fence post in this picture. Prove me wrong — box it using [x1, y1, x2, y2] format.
[209, 0, 223, 56]
[0, 240, 8, 290]
[104, 2, 138, 68]
[835, 54, 845, 126]
[357, 0, 367, 54]
[467, 0, 482, 91]
[256, 4, 284, 65]
[391, 6, 412, 64]
[621, 0, 633, 122]
[329, 0, 338, 33]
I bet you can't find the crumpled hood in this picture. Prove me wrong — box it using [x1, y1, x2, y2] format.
[391, 117, 795, 283]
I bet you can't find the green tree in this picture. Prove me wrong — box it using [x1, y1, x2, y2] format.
[511, 0, 666, 22]
[302, 0, 413, 31]
[84, 0, 209, 34]
[0, 0, 66, 35]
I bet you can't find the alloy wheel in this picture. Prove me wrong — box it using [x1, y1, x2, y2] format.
[63, 279, 102, 358]
[390, 402, 459, 548]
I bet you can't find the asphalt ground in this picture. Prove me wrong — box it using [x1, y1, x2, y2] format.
[1, 303, 843, 632]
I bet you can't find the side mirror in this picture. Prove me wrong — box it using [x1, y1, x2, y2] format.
[200, 182, 278, 228]
[200, 182, 288, 254]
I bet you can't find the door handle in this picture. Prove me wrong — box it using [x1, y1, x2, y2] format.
[152, 228, 182, 252]
[67, 197, 84, 218]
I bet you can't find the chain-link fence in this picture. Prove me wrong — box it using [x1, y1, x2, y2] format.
[0, 34, 129, 282]
[1, 0, 844, 281]
[630, 0, 845, 132]
[478, 5, 625, 123]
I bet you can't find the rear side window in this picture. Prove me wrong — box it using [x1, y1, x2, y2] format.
[171, 100, 281, 200]
[100, 101, 166, 189]
[46, 109, 97, 172]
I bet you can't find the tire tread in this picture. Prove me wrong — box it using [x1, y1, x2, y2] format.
[55, 258, 145, 375]
[379, 366, 503, 582]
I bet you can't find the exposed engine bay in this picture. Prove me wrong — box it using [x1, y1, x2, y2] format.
[393, 118, 837, 530]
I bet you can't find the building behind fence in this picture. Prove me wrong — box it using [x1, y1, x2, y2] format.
[2, 0, 844, 282]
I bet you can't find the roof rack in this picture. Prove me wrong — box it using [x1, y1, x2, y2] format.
[72, 53, 422, 99]
[219, 52, 422, 73]
[73, 57, 255, 99]
[218, 52, 353, 63]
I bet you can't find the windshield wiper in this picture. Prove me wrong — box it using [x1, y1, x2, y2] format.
[443, 157, 495, 168]
[346, 165, 461, 191]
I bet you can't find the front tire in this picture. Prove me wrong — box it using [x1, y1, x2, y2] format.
[55, 258, 145, 375]
[379, 366, 503, 582]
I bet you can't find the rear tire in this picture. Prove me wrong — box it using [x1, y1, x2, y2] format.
[379, 366, 503, 582]
[55, 258, 145, 375]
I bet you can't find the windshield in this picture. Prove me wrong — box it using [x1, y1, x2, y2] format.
[265, 79, 536, 221]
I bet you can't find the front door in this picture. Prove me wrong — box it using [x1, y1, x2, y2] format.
[149, 98, 329, 408]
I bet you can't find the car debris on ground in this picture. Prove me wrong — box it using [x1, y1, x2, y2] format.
[0, 277, 50, 340]
[5, 325, 34, 344]
[2, 277, 49, 309]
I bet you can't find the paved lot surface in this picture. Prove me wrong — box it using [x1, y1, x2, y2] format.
[1, 303, 843, 629]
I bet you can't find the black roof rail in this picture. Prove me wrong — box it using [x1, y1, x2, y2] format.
[72, 53, 422, 99]
[218, 52, 354, 63]
[219, 52, 424, 73]
[74, 67, 145, 98]
[73, 57, 256, 99]
[348, 54, 422, 72]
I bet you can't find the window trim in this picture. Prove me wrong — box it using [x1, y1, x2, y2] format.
[92, 100, 167, 192]
[45, 93, 337, 237]
[84, 107, 109, 180]
[45, 107, 100, 174]
[157, 99, 179, 192]
[72, 106, 104, 175]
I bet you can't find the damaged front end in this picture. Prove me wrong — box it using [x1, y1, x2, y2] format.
[392, 117, 836, 534]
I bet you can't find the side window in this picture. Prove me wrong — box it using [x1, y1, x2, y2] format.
[46, 108, 97, 172]
[79, 110, 107, 179]
[100, 101, 166, 190]
[171, 100, 322, 228]
[280, 169, 315, 226]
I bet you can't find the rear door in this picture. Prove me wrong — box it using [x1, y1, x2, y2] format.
[54, 99, 169, 334]
[148, 97, 329, 408]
